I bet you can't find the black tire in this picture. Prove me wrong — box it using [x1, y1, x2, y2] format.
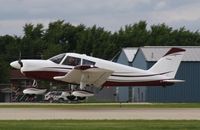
[77, 97, 86, 100]
[67, 95, 76, 101]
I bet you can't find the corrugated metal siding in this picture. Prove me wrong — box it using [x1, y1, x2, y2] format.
[146, 62, 200, 102]
[131, 50, 147, 102]
[116, 49, 129, 66]
[116, 47, 200, 102]
[132, 49, 147, 69]
[94, 87, 116, 102]
[115, 50, 130, 102]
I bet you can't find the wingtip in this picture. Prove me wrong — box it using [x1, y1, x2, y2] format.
[164, 48, 185, 56]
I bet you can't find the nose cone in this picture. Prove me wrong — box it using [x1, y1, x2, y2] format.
[10, 61, 21, 69]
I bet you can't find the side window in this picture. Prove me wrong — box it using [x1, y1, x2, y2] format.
[83, 59, 95, 65]
[62, 56, 81, 66]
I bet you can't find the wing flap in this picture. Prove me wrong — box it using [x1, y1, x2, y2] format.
[54, 69, 82, 84]
[54, 65, 113, 87]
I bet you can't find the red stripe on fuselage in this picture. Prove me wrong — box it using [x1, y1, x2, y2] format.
[23, 71, 66, 80]
[22, 71, 174, 87]
[103, 81, 174, 86]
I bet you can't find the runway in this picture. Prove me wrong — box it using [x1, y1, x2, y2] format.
[0, 108, 200, 120]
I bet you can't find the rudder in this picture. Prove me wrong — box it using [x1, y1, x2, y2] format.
[148, 48, 185, 78]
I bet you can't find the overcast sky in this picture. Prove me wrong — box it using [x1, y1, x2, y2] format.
[0, 0, 200, 36]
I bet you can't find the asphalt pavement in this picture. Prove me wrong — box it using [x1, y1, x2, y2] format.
[0, 108, 200, 120]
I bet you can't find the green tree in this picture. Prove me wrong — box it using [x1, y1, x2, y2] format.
[21, 23, 45, 58]
[148, 23, 173, 45]
[0, 58, 9, 83]
[43, 44, 62, 59]
[115, 21, 149, 47]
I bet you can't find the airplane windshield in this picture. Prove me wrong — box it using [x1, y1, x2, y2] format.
[49, 53, 66, 64]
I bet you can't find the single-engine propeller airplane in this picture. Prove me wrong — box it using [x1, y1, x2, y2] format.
[10, 48, 185, 101]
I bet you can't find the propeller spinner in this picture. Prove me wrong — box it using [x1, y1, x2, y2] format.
[10, 52, 23, 69]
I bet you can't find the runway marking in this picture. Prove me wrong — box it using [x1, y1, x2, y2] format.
[0, 108, 200, 120]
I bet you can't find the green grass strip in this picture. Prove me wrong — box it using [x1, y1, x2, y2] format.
[1, 103, 200, 109]
[0, 120, 199, 130]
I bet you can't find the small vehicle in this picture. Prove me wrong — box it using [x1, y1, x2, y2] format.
[44, 90, 90, 102]
[44, 91, 70, 103]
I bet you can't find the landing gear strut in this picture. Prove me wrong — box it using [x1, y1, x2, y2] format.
[80, 73, 87, 90]
[67, 74, 94, 101]
[32, 80, 38, 88]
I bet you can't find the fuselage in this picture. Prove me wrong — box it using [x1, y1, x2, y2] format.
[11, 53, 173, 87]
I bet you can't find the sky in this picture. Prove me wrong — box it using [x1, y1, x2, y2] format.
[0, 0, 200, 36]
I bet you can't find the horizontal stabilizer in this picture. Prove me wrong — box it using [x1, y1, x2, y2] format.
[163, 79, 185, 83]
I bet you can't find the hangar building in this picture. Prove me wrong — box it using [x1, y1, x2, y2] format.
[116, 46, 200, 102]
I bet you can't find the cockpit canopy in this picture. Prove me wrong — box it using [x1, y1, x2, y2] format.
[49, 53, 95, 66]
[49, 53, 65, 64]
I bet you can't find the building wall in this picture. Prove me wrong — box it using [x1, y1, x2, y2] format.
[94, 87, 116, 102]
[116, 47, 200, 103]
[146, 62, 200, 102]
[131, 49, 147, 102]
[116, 50, 130, 102]
[116, 49, 148, 102]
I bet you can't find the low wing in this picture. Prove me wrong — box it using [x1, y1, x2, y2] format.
[54, 65, 113, 87]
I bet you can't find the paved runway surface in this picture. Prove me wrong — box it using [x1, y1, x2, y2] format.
[0, 108, 200, 120]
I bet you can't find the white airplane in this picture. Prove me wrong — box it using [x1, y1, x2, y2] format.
[10, 48, 185, 101]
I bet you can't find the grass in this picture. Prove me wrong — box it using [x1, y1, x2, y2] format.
[0, 103, 200, 129]
[0, 120, 199, 130]
[1, 103, 200, 109]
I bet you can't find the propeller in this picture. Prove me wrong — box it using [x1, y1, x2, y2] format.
[18, 51, 23, 68]
[10, 51, 24, 69]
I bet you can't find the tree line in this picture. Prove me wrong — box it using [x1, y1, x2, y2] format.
[0, 20, 200, 83]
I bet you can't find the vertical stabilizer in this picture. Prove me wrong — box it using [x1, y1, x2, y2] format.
[148, 48, 185, 78]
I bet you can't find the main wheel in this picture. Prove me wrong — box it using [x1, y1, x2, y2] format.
[67, 95, 76, 101]
[77, 97, 86, 101]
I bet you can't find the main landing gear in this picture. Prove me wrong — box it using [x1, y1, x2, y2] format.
[66, 90, 94, 101]
[67, 74, 94, 101]
[67, 85, 94, 101]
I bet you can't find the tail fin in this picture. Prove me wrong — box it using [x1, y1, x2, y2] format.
[148, 48, 185, 78]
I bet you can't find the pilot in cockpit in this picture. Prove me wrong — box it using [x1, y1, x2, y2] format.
[68, 57, 76, 66]
[64, 56, 79, 66]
